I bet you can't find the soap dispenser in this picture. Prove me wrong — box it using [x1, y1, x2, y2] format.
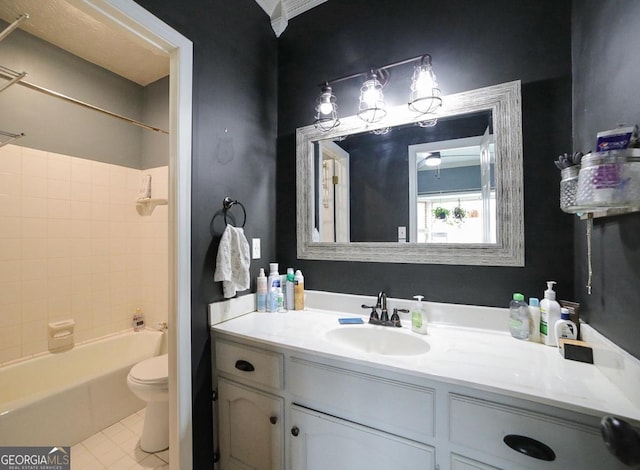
[540, 281, 561, 346]
[411, 295, 428, 334]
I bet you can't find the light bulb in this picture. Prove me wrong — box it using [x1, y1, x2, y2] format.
[363, 81, 381, 106]
[318, 100, 333, 115]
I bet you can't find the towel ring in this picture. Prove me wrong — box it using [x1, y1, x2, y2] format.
[223, 197, 246, 228]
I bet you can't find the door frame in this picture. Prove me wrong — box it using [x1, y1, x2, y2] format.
[76, 1, 193, 468]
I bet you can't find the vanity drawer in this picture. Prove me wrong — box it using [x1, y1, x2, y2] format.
[215, 340, 283, 390]
[449, 394, 625, 469]
[289, 357, 434, 443]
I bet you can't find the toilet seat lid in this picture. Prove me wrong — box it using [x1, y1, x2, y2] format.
[129, 354, 168, 384]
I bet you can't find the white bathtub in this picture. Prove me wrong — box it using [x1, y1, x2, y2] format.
[0, 330, 165, 446]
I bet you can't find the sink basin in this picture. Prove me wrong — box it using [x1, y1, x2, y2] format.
[325, 326, 430, 356]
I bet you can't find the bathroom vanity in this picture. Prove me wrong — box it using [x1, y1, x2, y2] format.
[210, 292, 640, 469]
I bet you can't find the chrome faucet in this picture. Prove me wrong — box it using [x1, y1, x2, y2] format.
[361, 291, 404, 327]
[376, 291, 388, 322]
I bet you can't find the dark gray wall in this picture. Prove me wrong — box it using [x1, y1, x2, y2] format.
[141, 76, 170, 169]
[572, 0, 640, 359]
[277, 0, 574, 307]
[133, 1, 277, 467]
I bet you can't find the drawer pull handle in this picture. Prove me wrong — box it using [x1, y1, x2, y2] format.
[503, 434, 556, 461]
[291, 426, 299, 437]
[234, 360, 255, 372]
[270, 416, 278, 425]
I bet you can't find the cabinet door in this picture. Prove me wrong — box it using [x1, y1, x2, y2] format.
[290, 405, 435, 470]
[218, 378, 283, 470]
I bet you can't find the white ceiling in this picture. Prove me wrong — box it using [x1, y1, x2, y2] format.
[0, 0, 323, 86]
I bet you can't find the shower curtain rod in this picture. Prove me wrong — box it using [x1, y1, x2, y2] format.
[0, 130, 25, 148]
[0, 70, 169, 134]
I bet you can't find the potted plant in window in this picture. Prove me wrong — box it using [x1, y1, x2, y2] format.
[433, 207, 450, 220]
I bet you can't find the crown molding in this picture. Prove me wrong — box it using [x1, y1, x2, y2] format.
[254, 0, 327, 37]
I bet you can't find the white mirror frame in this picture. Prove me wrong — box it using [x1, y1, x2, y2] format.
[296, 80, 524, 266]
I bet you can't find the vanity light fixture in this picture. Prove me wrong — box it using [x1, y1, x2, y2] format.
[314, 53, 441, 132]
[314, 83, 340, 132]
[408, 54, 442, 115]
[357, 70, 388, 124]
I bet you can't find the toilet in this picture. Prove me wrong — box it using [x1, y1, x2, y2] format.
[127, 353, 169, 452]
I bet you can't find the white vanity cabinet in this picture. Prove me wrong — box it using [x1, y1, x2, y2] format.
[212, 333, 626, 470]
[215, 339, 285, 470]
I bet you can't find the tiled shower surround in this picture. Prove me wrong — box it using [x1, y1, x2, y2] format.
[0, 144, 168, 363]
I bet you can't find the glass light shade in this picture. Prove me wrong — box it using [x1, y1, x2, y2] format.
[408, 56, 442, 115]
[314, 85, 340, 132]
[358, 74, 387, 123]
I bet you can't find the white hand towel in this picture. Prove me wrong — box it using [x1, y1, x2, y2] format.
[214, 224, 250, 298]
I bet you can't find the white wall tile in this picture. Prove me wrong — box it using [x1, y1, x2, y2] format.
[47, 178, 70, 200]
[0, 259, 21, 283]
[0, 195, 21, 217]
[0, 172, 21, 196]
[2, 149, 168, 361]
[21, 197, 47, 218]
[0, 217, 20, 238]
[0, 145, 21, 174]
[0, 281, 21, 305]
[47, 152, 71, 181]
[0, 239, 20, 260]
[71, 157, 91, 183]
[21, 148, 47, 178]
[21, 175, 47, 198]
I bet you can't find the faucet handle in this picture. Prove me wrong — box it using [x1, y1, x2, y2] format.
[361, 304, 379, 322]
[390, 308, 409, 327]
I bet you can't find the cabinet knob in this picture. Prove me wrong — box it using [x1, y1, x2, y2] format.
[291, 426, 299, 437]
[270, 416, 278, 425]
[234, 359, 255, 372]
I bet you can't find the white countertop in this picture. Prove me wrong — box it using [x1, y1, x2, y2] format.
[210, 292, 640, 424]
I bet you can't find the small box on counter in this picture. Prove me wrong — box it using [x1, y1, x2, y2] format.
[559, 339, 594, 364]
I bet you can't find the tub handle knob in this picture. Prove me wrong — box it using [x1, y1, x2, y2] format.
[235, 359, 255, 372]
[270, 416, 278, 425]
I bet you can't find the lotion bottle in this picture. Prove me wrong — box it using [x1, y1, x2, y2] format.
[411, 295, 428, 334]
[554, 307, 577, 349]
[540, 281, 561, 346]
[528, 297, 541, 343]
[256, 268, 267, 312]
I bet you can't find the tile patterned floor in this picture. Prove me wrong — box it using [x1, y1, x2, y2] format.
[70, 409, 169, 469]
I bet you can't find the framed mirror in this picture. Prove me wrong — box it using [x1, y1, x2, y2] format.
[296, 80, 524, 266]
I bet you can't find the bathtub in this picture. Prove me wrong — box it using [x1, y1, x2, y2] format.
[0, 330, 165, 446]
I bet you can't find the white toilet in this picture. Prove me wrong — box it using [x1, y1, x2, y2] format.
[127, 353, 169, 452]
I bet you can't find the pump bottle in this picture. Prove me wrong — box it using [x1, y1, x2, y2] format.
[411, 295, 428, 334]
[540, 281, 561, 346]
